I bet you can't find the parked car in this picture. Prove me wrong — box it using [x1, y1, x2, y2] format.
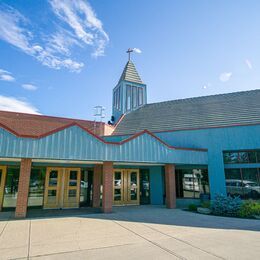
[226, 179, 260, 198]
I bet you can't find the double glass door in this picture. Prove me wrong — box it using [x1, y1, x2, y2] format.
[113, 169, 139, 205]
[44, 167, 81, 209]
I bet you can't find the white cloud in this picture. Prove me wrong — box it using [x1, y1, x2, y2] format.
[22, 84, 38, 91]
[0, 69, 15, 82]
[49, 0, 109, 57]
[0, 6, 32, 54]
[0, 3, 105, 72]
[133, 48, 142, 54]
[0, 95, 40, 114]
[219, 72, 232, 82]
[245, 59, 253, 70]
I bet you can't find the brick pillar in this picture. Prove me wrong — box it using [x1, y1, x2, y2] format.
[165, 164, 176, 209]
[102, 162, 113, 213]
[93, 164, 102, 208]
[15, 159, 32, 218]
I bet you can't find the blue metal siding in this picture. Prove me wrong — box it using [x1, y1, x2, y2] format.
[0, 126, 207, 165]
[155, 124, 260, 198]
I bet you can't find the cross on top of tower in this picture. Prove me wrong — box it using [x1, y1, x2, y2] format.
[126, 48, 134, 61]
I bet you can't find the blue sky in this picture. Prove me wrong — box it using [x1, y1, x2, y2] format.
[0, 0, 259, 121]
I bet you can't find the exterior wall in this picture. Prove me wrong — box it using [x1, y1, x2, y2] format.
[154, 124, 260, 198]
[0, 127, 207, 165]
[150, 166, 164, 205]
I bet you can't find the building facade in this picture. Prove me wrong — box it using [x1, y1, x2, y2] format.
[0, 59, 259, 218]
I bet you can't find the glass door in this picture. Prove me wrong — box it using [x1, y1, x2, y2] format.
[127, 170, 140, 205]
[63, 168, 81, 208]
[113, 169, 140, 205]
[0, 166, 7, 211]
[44, 168, 62, 209]
[140, 169, 150, 204]
[113, 170, 124, 205]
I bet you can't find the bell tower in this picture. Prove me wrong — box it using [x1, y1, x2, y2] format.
[111, 49, 147, 124]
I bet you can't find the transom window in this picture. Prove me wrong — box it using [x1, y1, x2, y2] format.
[223, 150, 260, 164]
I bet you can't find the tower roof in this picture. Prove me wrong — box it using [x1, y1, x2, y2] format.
[118, 60, 144, 84]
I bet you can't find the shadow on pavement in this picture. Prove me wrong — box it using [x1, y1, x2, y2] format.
[1, 205, 260, 232]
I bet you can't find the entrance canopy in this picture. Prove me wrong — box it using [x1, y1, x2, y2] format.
[0, 125, 207, 165]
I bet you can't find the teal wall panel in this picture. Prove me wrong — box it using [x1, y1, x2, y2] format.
[150, 166, 164, 205]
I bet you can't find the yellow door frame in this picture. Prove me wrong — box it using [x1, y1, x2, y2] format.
[44, 167, 81, 209]
[63, 168, 81, 208]
[113, 169, 140, 205]
[0, 166, 7, 211]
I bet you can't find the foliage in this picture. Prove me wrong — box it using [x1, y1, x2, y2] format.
[238, 200, 260, 218]
[211, 194, 242, 217]
[188, 204, 198, 211]
[201, 201, 211, 208]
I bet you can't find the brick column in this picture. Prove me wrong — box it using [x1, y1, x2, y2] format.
[165, 164, 176, 209]
[15, 158, 32, 218]
[102, 162, 113, 213]
[93, 164, 102, 208]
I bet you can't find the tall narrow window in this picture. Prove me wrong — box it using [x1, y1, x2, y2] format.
[132, 86, 137, 108]
[113, 91, 116, 108]
[116, 89, 118, 108]
[126, 85, 131, 111]
[138, 88, 143, 106]
[117, 87, 121, 110]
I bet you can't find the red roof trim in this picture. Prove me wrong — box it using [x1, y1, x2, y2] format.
[0, 122, 207, 152]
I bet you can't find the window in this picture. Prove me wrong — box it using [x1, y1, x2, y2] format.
[175, 169, 209, 199]
[3, 167, 20, 209]
[140, 169, 150, 205]
[117, 87, 121, 110]
[238, 152, 249, 163]
[225, 168, 260, 200]
[223, 150, 260, 164]
[257, 151, 260, 163]
[223, 152, 239, 163]
[113, 87, 121, 110]
[138, 88, 143, 106]
[28, 168, 46, 207]
[80, 169, 93, 207]
[132, 86, 137, 108]
[126, 85, 131, 111]
[113, 91, 116, 108]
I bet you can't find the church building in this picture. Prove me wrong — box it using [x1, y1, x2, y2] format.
[0, 56, 260, 218]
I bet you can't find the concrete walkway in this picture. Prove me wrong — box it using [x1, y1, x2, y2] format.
[0, 206, 259, 260]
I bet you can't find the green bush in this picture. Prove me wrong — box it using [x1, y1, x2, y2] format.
[211, 194, 242, 217]
[238, 200, 260, 218]
[188, 204, 198, 211]
[201, 201, 211, 208]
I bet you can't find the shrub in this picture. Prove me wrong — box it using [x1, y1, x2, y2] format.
[201, 201, 211, 209]
[211, 194, 242, 217]
[238, 200, 260, 218]
[188, 204, 198, 211]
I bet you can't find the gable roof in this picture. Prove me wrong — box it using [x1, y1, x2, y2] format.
[118, 60, 143, 84]
[0, 111, 105, 138]
[113, 89, 260, 135]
